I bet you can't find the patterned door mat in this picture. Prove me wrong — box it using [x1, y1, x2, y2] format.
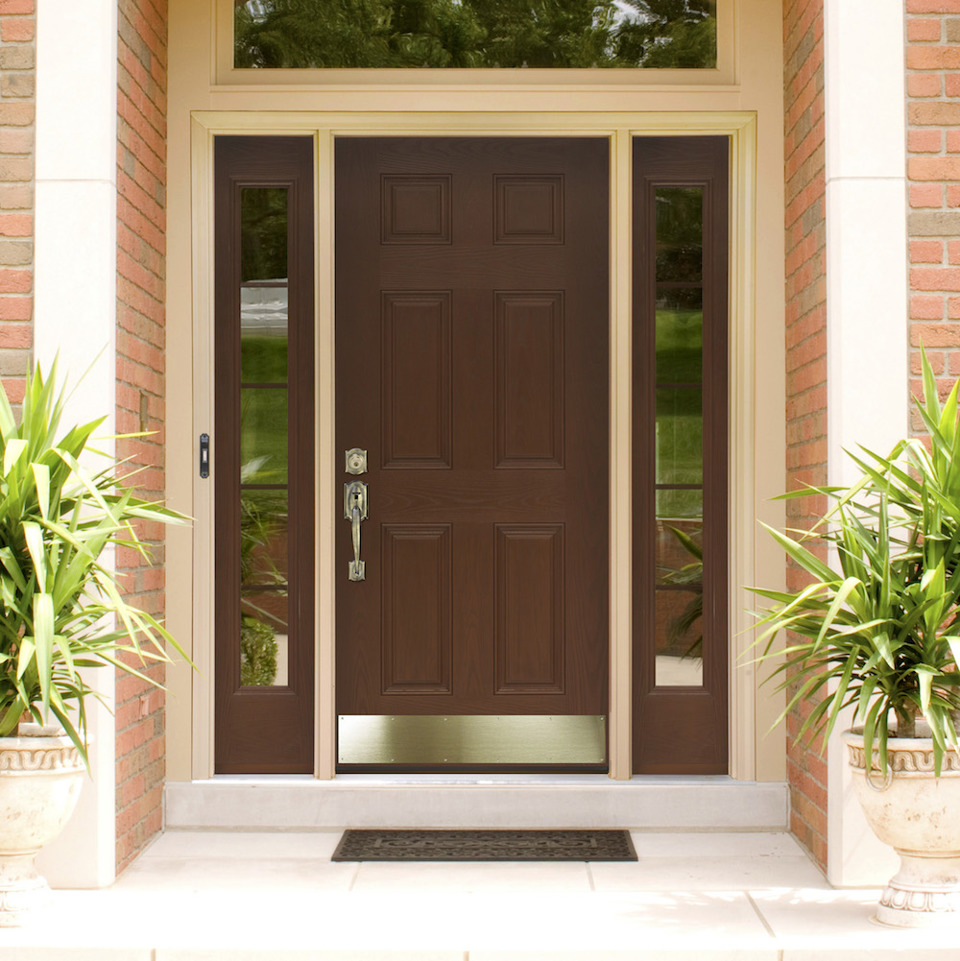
[331, 829, 637, 862]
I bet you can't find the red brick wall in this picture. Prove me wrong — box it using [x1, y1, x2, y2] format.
[782, 0, 828, 871]
[905, 1, 960, 405]
[115, 0, 168, 874]
[0, 0, 34, 405]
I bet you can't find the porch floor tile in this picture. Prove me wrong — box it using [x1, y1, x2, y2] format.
[4, 830, 960, 959]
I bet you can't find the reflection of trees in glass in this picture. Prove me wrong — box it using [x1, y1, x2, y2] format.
[234, 0, 716, 69]
[656, 186, 703, 281]
[616, 1, 716, 68]
[241, 188, 287, 283]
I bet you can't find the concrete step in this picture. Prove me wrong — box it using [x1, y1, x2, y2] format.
[164, 774, 789, 831]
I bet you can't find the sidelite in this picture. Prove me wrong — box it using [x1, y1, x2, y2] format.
[214, 137, 315, 774]
[632, 136, 729, 775]
[335, 138, 610, 769]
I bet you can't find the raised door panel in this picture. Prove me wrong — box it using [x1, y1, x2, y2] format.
[495, 524, 565, 694]
[381, 524, 453, 695]
[495, 292, 565, 469]
[494, 175, 564, 245]
[381, 291, 452, 469]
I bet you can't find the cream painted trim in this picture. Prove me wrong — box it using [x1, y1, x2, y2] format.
[315, 129, 337, 779]
[215, 0, 738, 88]
[189, 109, 758, 781]
[727, 116, 758, 781]
[191, 117, 218, 778]
[608, 129, 633, 779]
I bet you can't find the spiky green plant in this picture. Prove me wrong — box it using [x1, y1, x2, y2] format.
[0, 364, 188, 765]
[752, 349, 960, 776]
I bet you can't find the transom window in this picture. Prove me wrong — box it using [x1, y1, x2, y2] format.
[233, 0, 717, 69]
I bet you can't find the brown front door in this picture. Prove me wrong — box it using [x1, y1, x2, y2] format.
[335, 138, 609, 762]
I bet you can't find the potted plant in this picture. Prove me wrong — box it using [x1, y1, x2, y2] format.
[0, 365, 188, 925]
[752, 350, 960, 928]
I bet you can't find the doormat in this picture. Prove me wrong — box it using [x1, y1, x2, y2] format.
[331, 829, 637, 862]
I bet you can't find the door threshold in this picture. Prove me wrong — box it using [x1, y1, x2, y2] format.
[331, 772, 616, 784]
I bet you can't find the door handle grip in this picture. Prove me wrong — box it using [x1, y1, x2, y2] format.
[344, 481, 368, 581]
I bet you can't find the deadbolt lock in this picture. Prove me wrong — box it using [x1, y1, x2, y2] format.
[345, 447, 368, 475]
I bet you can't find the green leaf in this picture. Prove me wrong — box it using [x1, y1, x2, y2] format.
[32, 592, 54, 714]
[757, 522, 838, 584]
[0, 547, 27, 593]
[917, 666, 935, 714]
[31, 463, 50, 521]
[16, 636, 34, 681]
[3, 438, 26, 477]
[813, 576, 861, 650]
[22, 521, 46, 594]
[946, 636, 960, 670]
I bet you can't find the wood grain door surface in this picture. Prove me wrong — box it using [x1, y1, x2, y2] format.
[335, 138, 609, 718]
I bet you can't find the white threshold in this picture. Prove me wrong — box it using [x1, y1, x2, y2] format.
[164, 776, 788, 831]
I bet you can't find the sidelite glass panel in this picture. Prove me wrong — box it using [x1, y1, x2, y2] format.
[236, 183, 293, 689]
[655, 517, 701, 586]
[655, 387, 702, 486]
[654, 517, 702, 685]
[654, 589, 702, 686]
[234, 0, 717, 69]
[240, 491, 289, 585]
[656, 303, 702, 384]
[241, 188, 288, 282]
[241, 288, 288, 383]
[240, 388, 288, 484]
[240, 593, 289, 686]
[653, 182, 704, 686]
[655, 186, 703, 281]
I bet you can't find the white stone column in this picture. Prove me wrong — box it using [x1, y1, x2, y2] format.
[33, 0, 119, 888]
[824, 0, 908, 887]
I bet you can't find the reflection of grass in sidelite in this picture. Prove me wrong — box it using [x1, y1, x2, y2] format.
[241, 388, 288, 484]
[241, 333, 288, 383]
[656, 309, 703, 518]
[240, 336, 289, 485]
[656, 309, 702, 384]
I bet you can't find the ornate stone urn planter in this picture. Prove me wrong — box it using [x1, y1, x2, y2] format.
[750, 354, 960, 929]
[844, 730, 960, 928]
[0, 725, 84, 926]
[0, 367, 189, 926]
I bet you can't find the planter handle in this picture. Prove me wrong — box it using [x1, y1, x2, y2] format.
[866, 765, 893, 792]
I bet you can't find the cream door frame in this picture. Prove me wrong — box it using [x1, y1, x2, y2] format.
[186, 109, 760, 781]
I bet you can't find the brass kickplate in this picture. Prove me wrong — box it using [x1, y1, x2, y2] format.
[337, 714, 606, 765]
